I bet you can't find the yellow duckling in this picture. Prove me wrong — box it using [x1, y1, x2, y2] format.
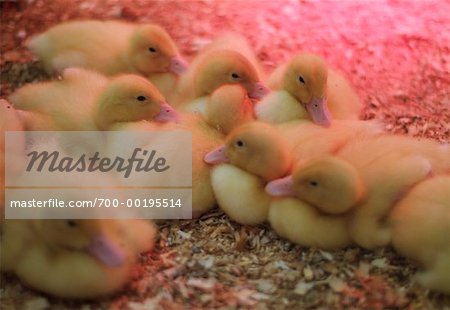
[204, 122, 292, 224]
[172, 35, 268, 107]
[27, 20, 187, 77]
[9, 68, 178, 131]
[341, 135, 449, 249]
[266, 156, 366, 215]
[265, 157, 358, 249]
[1, 218, 156, 298]
[390, 175, 450, 294]
[256, 53, 362, 126]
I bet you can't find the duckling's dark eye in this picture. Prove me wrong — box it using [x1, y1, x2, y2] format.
[148, 47, 157, 53]
[136, 95, 147, 101]
[299, 76, 306, 84]
[66, 220, 77, 228]
[309, 180, 318, 187]
[231, 73, 241, 80]
[235, 140, 245, 147]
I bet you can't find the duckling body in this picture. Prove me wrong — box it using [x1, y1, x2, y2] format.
[390, 176, 450, 294]
[256, 53, 362, 126]
[268, 198, 352, 249]
[27, 20, 187, 77]
[278, 119, 383, 164]
[211, 164, 271, 225]
[344, 151, 432, 249]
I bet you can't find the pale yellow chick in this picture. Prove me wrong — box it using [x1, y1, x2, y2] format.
[256, 53, 362, 126]
[341, 135, 448, 249]
[390, 175, 450, 294]
[1, 218, 156, 298]
[27, 20, 187, 77]
[9, 68, 178, 131]
[265, 158, 357, 249]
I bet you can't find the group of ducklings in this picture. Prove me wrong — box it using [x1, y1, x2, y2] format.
[1, 19, 449, 297]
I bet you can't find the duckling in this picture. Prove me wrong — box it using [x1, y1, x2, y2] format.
[172, 36, 268, 107]
[342, 135, 449, 249]
[256, 53, 362, 126]
[27, 20, 187, 77]
[389, 175, 450, 294]
[1, 218, 156, 298]
[204, 122, 292, 224]
[9, 68, 178, 131]
[266, 156, 366, 215]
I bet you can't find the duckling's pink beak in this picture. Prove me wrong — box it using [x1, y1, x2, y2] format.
[248, 82, 270, 99]
[154, 102, 179, 123]
[204, 144, 230, 164]
[265, 175, 296, 197]
[87, 234, 125, 267]
[305, 97, 332, 127]
[169, 55, 188, 75]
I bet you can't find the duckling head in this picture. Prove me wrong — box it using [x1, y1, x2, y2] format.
[194, 50, 269, 99]
[205, 84, 254, 135]
[282, 53, 331, 127]
[95, 74, 179, 129]
[266, 156, 365, 214]
[32, 219, 125, 267]
[204, 121, 291, 181]
[129, 24, 188, 76]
